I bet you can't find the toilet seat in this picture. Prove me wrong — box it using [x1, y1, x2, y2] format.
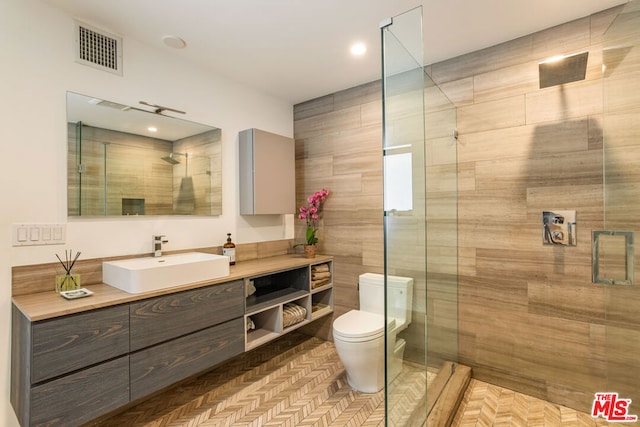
[331, 273, 413, 394]
[333, 310, 395, 342]
[332, 310, 398, 393]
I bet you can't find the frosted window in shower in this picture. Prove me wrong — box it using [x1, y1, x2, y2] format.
[384, 152, 413, 212]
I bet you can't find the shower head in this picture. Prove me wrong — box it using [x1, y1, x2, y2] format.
[161, 153, 182, 165]
[539, 51, 589, 89]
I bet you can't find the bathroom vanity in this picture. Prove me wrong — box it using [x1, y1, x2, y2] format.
[11, 254, 333, 427]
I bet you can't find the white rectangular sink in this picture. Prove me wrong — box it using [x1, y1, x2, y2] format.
[102, 252, 230, 294]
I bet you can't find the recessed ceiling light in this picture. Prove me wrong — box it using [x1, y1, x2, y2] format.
[162, 35, 186, 49]
[148, 126, 158, 132]
[351, 43, 367, 56]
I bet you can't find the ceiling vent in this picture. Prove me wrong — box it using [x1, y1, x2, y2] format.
[74, 20, 123, 76]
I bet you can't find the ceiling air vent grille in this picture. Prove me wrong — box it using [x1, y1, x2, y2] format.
[74, 21, 123, 75]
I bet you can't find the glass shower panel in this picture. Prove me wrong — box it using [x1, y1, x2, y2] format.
[381, 6, 458, 425]
[67, 122, 82, 216]
[602, 0, 640, 418]
[184, 154, 214, 215]
[67, 122, 108, 216]
[424, 65, 458, 371]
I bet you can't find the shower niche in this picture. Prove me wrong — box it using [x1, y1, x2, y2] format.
[122, 198, 145, 215]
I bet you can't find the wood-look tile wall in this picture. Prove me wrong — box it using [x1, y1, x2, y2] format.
[293, 76, 459, 366]
[600, 1, 640, 414]
[294, 82, 386, 343]
[294, 4, 632, 415]
[436, 5, 625, 415]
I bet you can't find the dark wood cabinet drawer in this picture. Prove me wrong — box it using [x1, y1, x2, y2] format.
[30, 356, 129, 427]
[130, 317, 244, 401]
[31, 305, 129, 383]
[129, 280, 244, 351]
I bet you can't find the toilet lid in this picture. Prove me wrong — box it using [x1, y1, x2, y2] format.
[333, 310, 385, 339]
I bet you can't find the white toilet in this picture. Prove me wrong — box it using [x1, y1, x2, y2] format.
[332, 273, 413, 393]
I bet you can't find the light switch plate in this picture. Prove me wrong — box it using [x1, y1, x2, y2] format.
[12, 223, 66, 246]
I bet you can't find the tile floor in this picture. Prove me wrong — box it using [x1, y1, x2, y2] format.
[91, 332, 630, 426]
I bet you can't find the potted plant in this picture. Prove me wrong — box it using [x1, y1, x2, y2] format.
[297, 188, 329, 258]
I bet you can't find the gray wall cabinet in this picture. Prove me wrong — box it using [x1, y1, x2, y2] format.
[239, 128, 295, 215]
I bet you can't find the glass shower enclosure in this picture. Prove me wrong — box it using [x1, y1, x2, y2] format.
[381, 6, 458, 425]
[602, 0, 640, 417]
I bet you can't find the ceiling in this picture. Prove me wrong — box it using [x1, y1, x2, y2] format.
[42, 0, 627, 105]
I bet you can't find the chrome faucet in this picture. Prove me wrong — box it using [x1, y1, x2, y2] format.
[153, 235, 168, 257]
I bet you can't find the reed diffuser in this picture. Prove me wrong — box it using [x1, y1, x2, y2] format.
[55, 250, 81, 293]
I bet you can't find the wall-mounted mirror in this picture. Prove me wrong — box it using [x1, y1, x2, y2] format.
[66, 92, 222, 216]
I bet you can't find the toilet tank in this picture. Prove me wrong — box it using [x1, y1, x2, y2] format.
[359, 273, 413, 332]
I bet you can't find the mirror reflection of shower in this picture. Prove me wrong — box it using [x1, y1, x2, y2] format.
[162, 152, 190, 177]
[161, 151, 193, 213]
[163, 151, 214, 215]
[161, 152, 184, 165]
[159, 149, 215, 214]
[67, 91, 223, 217]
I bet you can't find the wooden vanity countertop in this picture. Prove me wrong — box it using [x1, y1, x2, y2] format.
[12, 254, 333, 322]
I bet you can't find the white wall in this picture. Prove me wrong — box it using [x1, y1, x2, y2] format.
[0, 0, 293, 424]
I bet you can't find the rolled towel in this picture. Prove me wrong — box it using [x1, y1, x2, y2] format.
[282, 303, 307, 328]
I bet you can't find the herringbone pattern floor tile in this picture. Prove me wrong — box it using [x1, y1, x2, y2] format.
[91, 332, 627, 427]
[93, 333, 432, 427]
[450, 378, 636, 427]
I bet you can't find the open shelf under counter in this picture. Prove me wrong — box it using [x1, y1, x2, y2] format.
[311, 304, 332, 320]
[311, 287, 333, 320]
[245, 305, 281, 350]
[243, 258, 333, 351]
[245, 293, 312, 351]
[245, 288, 308, 314]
